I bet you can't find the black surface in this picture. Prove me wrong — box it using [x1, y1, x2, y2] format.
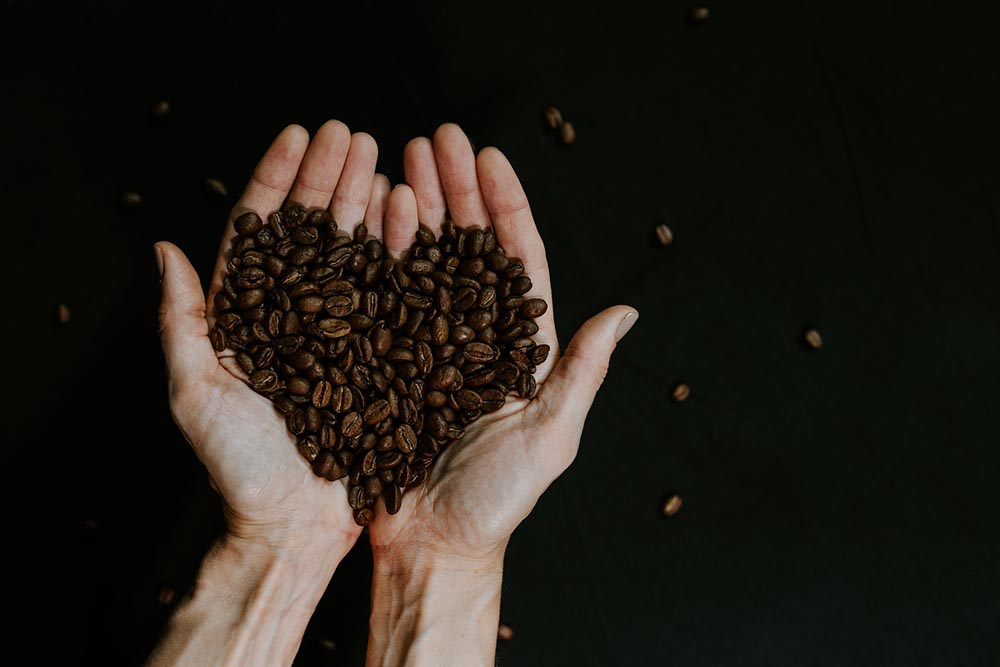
[3, 1, 999, 665]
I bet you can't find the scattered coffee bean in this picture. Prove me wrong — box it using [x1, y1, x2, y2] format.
[662, 493, 683, 516]
[55, 303, 71, 325]
[672, 382, 690, 402]
[120, 191, 142, 208]
[542, 106, 563, 130]
[654, 223, 674, 246]
[687, 5, 711, 24]
[317, 638, 336, 652]
[498, 624, 514, 641]
[157, 586, 176, 606]
[215, 203, 549, 524]
[204, 178, 228, 197]
[804, 328, 823, 350]
[557, 121, 576, 146]
[151, 100, 171, 118]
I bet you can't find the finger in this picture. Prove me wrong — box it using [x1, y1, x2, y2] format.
[330, 132, 378, 236]
[383, 184, 419, 258]
[155, 242, 220, 389]
[208, 124, 309, 318]
[403, 136, 447, 235]
[364, 173, 391, 239]
[432, 123, 490, 228]
[533, 306, 638, 446]
[286, 119, 352, 209]
[476, 146, 559, 377]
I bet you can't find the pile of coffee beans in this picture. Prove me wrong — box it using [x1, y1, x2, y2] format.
[210, 203, 549, 525]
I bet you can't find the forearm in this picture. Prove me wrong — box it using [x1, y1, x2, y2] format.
[148, 533, 351, 667]
[366, 547, 505, 667]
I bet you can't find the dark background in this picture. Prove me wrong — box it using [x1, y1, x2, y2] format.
[3, 1, 999, 665]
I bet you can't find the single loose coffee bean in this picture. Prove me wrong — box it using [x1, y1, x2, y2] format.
[557, 121, 575, 146]
[498, 624, 514, 641]
[151, 100, 171, 118]
[804, 328, 823, 350]
[687, 4, 710, 24]
[654, 223, 674, 246]
[662, 493, 683, 516]
[672, 383, 691, 402]
[542, 106, 562, 130]
[120, 191, 142, 208]
[354, 508, 374, 526]
[204, 178, 228, 197]
[55, 303, 71, 325]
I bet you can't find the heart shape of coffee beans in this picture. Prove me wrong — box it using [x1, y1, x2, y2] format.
[210, 203, 549, 525]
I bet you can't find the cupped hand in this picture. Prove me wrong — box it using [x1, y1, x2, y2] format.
[155, 121, 390, 552]
[368, 124, 638, 565]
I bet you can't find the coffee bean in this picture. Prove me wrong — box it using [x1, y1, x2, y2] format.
[516, 372, 537, 399]
[654, 223, 674, 246]
[363, 399, 391, 425]
[498, 624, 514, 641]
[520, 299, 548, 319]
[151, 100, 171, 118]
[662, 493, 683, 516]
[394, 424, 417, 453]
[687, 5, 710, 24]
[234, 212, 263, 236]
[384, 484, 402, 514]
[341, 411, 363, 437]
[317, 318, 351, 339]
[557, 121, 575, 146]
[542, 106, 562, 130]
[120, 191, 142, 208]
[672, 383, 691, 402]
[204, 178, 228, 197]
[354, 508, 374, 526]
[804, 328, 823, 350]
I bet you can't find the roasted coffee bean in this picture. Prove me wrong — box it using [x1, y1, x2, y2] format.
[516, 372, 537, 399]
[687, 5, 710, 24]
[384, 484, 402, 514]
[249, 369, 278, 392]
[329, 385, 352, 412]
[341, 411, 363, 437]
[557, 121, 575, 145]
[662, 493, 683, 516]
[654, 223, 674, 246]
[672, 383, 691, 402]
[287, 409, 306, 435]
[543, 105, 563, 130]
[804, 328, 823, 350]
[427, 364, 461, 391]
[204, 177, 228, 197]
[377, 451, 403, 469]
[480, 388, 506, 412]
[317, 318, 351, 338]
[453, 389, 483, 410]
[363, 399, 391, 425]
[234, 212, 263, 235]
[395, 424, 417, 453]
[312, 380, 333, 408]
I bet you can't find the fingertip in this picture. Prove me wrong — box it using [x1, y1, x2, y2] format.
[405, 136, 432, 154]
[351, 131, 378, 156]
[318, 118, 351, 139]
[280, 123, 310, 146]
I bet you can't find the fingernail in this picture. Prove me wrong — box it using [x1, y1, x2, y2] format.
[615, 309, 639, 341]
[153, 244, 164, 279]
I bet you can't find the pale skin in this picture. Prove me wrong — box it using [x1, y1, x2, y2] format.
[150, 119, 637, 667]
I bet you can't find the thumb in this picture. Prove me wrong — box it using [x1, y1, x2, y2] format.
[155, 242, 218, 386]
[537, 305, 638, 431]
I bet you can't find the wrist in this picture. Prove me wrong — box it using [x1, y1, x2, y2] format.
[367, 545, 506, 667]
[149, 532, 352, 667]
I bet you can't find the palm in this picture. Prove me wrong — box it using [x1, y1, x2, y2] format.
[160, 121, 383, 546]
[366, 125, 572, 559]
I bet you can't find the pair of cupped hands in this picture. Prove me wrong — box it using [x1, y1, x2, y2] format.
[151, 120, 637, 666]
